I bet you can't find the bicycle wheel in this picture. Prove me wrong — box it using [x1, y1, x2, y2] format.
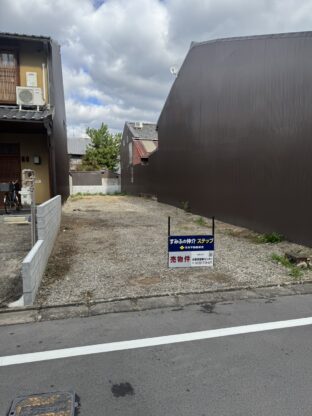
[14, 195, 20, 211]
[4, 195, 12, 214]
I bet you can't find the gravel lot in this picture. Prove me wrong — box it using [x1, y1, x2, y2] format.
[36, 195, 312, 306]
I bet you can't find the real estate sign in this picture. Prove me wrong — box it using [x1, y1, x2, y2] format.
[168, 235, 214, 268]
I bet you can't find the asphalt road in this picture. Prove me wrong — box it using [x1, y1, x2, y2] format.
[1, 294, 312, 415]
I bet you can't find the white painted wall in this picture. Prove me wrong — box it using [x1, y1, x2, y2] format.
[71, 178, 120, 195]
[69, 174, 73, 195]
[22, 195, 61, 305]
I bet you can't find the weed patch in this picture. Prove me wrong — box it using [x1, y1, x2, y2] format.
[181, 201, 190, 212]
[257, 232, 284, 244]
[271, 253, 301, 278]
[195, 217, 208, 227]
[69, 192, 126, 200]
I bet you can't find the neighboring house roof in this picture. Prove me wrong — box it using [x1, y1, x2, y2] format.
[133, 139, 158, 159]
[67, 137, 91, 156]
[0, 106, 54, 122]
[127, 122, 158, 140]
[190, 31, 312, 50]
[0, 32, 51, 42]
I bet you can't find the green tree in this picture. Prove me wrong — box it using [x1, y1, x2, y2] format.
[81, 123, 121, 172]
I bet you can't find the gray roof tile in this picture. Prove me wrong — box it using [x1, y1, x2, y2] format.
[0, 32, 51, 41]
[67, 137, 91, 155]
[0, 106, 54, 122]
[127, 122, 158, 140]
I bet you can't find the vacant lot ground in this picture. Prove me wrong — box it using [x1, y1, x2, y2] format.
[36, 195, 312, 306]
[0, 218, 30, 307]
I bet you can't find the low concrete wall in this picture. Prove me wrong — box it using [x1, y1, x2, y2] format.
[71, 178, 120, 195]
[22, 195, 61, 305]
[69, 171, 120, 195]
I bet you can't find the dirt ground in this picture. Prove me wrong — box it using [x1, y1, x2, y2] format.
[36, 195, 312, 306]
[0, 218, 30, 307]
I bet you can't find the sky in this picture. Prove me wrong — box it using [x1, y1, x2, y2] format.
[1, 0, 312, 136]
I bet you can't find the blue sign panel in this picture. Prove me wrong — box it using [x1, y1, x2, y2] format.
[168, 235, 214, 252]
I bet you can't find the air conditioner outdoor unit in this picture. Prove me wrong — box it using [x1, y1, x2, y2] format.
[134, 121, 143, 129]
[16, 87, 44, 106]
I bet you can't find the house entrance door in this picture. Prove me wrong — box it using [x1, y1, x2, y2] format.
[0, 143, 21, 208]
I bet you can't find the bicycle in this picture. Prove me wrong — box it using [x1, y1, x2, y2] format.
[3, 183, 20, 214]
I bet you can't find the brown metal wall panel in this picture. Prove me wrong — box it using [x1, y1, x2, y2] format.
[157, 32, 312, 246]
[49, 40, 69, 201]
[123, 32, 312, 246]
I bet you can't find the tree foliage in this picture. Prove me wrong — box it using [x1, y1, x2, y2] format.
[81, 123, 121, 172]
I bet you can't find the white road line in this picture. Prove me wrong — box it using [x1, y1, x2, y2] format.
[1, 316, 312, 367]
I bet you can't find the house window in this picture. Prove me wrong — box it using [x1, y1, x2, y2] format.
[0, 51, 18, 103]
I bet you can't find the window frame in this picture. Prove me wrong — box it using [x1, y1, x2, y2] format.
[0, 47, 20, 105]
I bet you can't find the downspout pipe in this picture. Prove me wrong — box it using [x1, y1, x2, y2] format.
[42, 62, 46, 102]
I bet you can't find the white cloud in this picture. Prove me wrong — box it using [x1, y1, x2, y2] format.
[1, 0, 312, 135]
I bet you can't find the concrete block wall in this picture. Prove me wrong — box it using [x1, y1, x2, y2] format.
[22, 195, 61, 305]
[22, 240, 45, 305]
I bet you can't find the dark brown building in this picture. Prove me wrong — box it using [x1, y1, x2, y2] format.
[120, 121, 158, 195]
[0, 32, 69, 204]
[121, 31, 312, 246]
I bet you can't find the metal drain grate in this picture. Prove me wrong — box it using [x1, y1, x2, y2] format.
[7, 391, 78, 416]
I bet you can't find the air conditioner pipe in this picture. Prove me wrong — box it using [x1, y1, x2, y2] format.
[42, 63, 46, 102]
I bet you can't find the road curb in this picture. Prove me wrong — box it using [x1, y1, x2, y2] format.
[1, 281, 312, 326]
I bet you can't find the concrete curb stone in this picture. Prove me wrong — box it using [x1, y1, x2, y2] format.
[1, 281, 312, 327]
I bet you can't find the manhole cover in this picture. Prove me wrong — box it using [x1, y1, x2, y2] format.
[7, 391, 78, 416]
